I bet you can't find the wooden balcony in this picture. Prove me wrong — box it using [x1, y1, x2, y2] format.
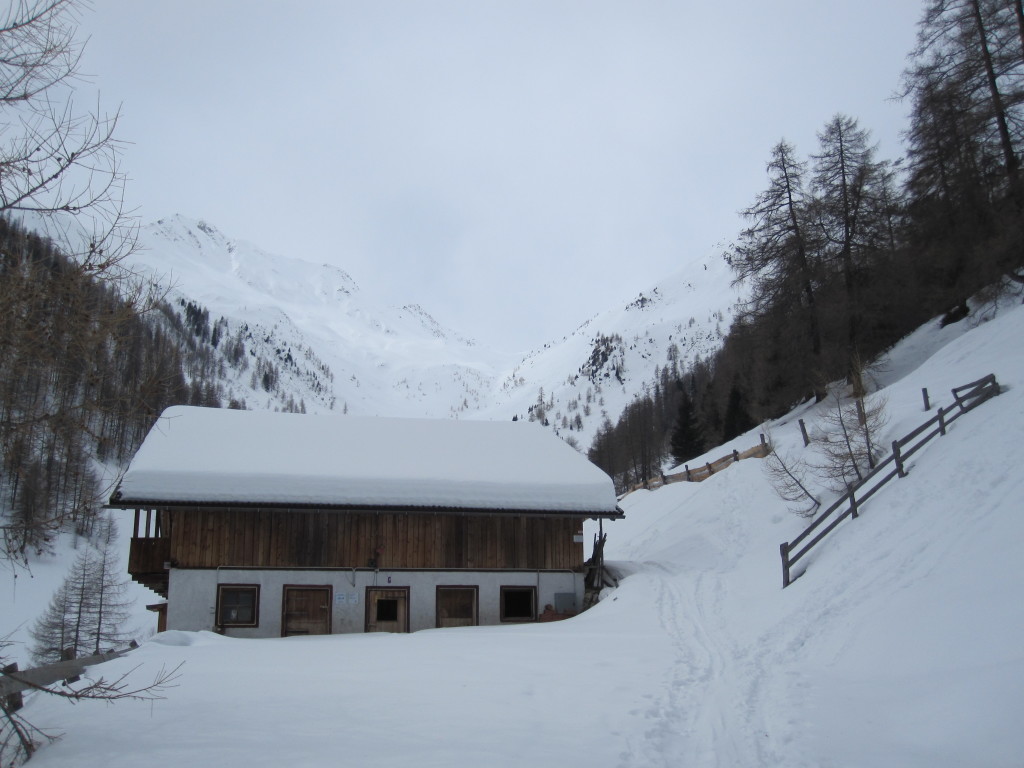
[128, 537, 170, 597]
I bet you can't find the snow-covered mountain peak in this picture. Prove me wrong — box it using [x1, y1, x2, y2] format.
[126, 216, 509, 418]
[472, 254, 743, 448]
[143, 215, 361, 310]
[125, 214, 742, 440]
[400, 303, 477, 347]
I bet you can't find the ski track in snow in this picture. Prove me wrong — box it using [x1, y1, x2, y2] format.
[620, 472, 768, 767]
[616, 562, 763, 768]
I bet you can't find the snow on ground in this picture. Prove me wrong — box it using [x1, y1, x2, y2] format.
[12, 293, 1024, 767]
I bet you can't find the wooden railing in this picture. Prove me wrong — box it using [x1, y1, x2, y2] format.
[128, 536, 170, 574]
[128, 537, 171, 597]
[1, 643, 138, 711]
[624, 438, 771, 494]
[672, 440, 772, 483]
[780, 374, 1000, 588]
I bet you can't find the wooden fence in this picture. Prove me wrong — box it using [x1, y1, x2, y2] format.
[625, 437, 771, 494]
[780, 374, 1001, 588]
[1, 643, 137, 712]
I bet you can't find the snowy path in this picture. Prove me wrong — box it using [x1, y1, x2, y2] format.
[611, 559, 769, 768]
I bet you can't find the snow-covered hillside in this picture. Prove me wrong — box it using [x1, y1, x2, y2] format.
[13, 289, 1023, 767]
[472, 255, 742, 449]
[132, 215, 496, 418]
[128, 215, 739, 445]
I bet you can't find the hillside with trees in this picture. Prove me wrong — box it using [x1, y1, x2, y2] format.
[588, 0, 1024, 492]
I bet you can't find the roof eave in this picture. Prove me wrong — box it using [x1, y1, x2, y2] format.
[105, 496, 625, 519]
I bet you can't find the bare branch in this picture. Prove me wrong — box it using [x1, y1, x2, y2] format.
[761, 426, 821, 518]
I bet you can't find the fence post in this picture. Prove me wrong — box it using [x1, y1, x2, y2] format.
[3, 662, 23, 712]
[732, 449, 739, 463]
[849, 487, 859, 519]
[938, 406, 946, 436]
[922, 388, 930, 411]
[799, 419, 810, 447]
[60, 647, 82, 684]
[780, 542, 791, 588]
[892, 440, 907, 478]
[706, 462, 714, 476]
[685, 464, 691, 482]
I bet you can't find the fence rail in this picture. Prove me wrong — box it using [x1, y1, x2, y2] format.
[780, 374, 1000, 588]
[1, 643, 137, 712]
[624, 437, 771, 494]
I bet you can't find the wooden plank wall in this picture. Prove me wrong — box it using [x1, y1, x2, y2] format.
[166, 510, 585, 570]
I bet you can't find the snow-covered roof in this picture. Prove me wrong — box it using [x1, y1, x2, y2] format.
[111, 406, 621, 516]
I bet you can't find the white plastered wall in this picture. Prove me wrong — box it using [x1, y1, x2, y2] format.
[166, 567, 584, 637]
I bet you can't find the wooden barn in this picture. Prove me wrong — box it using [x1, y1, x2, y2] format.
[108, 406, 623, 637]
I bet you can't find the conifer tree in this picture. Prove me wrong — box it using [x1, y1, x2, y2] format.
[29, 546, 98, 664]
[811, 114, 890, 395]
[669, 389, 705, 465]
[29, 514, 132, 663]
[812, 391, 889, 492]
[88, 515, 132, 654]
[721, 384, 755, 442]
[731, 141, 822, 363]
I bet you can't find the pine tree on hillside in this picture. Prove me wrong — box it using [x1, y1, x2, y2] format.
[30, 547, 98, 664]
[811, 114, 896, 396]
[669, 390, 705, 465]
[88, 515, 132, 654]
[722, 384, 756, 442]
[27, 577, 76, 665]
[730, 141, 823, 372]
[29, 515, 132, 663]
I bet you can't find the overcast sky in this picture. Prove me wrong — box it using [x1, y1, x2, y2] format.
[76, 1, 922, 356]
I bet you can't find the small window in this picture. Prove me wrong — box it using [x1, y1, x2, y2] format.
[376, 598, 399, 622]
[217, 584, 260, 628]
[500, 586, 536, 622]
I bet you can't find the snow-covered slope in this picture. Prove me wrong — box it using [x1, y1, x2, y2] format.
[15, 290, 1024, 768]
[132, 215, 496, 417]
[471, 255, 741, 449]
[129, 215, 739, 444]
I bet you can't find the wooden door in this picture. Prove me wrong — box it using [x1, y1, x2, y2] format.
[436, 586, 477, 628]
[282, 586, 332, 636]
[365, 588, 409, 633]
